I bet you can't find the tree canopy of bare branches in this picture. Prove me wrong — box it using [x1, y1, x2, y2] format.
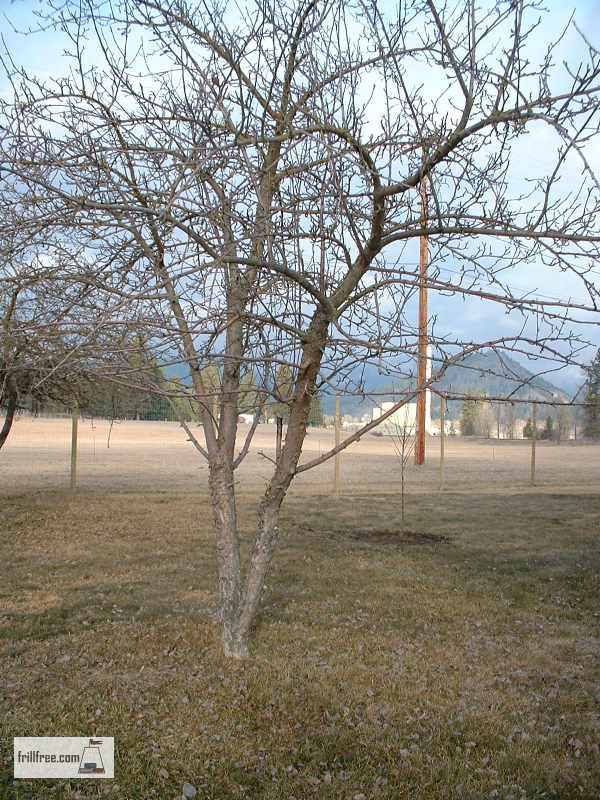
[0, 237, 98, 449]
[1, 0, 600, 656]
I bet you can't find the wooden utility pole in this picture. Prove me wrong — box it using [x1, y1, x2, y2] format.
[334, 394, 341, 495]
[415, 176, 429, 465]
[439, 395, 446, 491]
[275, 417, 283, 464]
[530, 401, 537, 486]
[70, 406, 79, 491]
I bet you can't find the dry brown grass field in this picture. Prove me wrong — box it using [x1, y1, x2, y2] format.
[1, 418, 600, 799]
[2, 416, 600, 495]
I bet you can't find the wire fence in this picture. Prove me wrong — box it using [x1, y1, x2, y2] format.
[2, 397, 600, 498]
[19, 394, 195, 424]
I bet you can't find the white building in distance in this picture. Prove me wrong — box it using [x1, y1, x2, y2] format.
[371, 395, 435, 435]
[371, 347, 434, 435]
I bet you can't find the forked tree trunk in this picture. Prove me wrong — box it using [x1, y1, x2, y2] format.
[211, 450, 295, 657]
[211, 314, 329, 657]
[213, 471, 292, 657]
[215, 500, 284, 657]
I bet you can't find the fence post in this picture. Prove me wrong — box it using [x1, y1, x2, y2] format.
[530, 400, 537, 487]
[70, 406, 79, 492]
[439, 395, 445, 491]
[334, 394, 341, 496]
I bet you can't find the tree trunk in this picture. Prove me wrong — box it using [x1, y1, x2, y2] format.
[232, 311, 330, 650]
[209, 461, 247, 658]
[236, 492, 284, 644]
[0, 381, 17, 451]
[210, 460, 288, 658]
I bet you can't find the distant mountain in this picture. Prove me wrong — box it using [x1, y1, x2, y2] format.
[320, 351, 571, 419]
[430, 351, 568, 420]
[164, 350, 575, 421]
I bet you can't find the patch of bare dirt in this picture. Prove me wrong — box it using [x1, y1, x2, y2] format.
[293, 525, 450, 547]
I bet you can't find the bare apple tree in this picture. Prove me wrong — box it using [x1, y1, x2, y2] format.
[2, 0, 600, 656]
[0, 235, 93, 450]
[0, 204, 154, 449]
[385, 407, 417, 525]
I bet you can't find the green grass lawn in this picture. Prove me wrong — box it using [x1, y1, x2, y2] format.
[1, 489, 599, 799]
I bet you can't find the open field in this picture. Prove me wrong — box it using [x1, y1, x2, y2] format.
[1, 485, 600, 799]
[2, 416, 600, 496]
